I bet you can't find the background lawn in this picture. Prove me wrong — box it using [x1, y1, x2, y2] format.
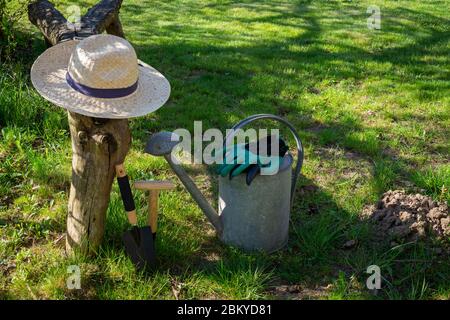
[0, 0, 449, 299]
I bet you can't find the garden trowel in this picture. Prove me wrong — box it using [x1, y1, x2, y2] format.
[115, 164, 156, 271]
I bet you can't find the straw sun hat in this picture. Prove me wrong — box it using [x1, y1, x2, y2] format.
[31, 34, 170, 119]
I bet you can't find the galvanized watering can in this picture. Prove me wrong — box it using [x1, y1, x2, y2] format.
[145, 114, 304, 253]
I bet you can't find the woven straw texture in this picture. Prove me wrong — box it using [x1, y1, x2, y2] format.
[31, 35, 171, 119]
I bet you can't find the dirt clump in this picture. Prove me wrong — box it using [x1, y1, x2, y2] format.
[362, 190, 449, 243]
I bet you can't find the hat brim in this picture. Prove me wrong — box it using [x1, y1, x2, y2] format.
[31, 40, 170, 119]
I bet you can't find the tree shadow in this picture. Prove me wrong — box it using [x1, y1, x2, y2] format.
[128, 0, 448, 145]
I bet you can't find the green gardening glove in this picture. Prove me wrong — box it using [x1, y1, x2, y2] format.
[216, 143, 282, 177]
[216, 143, 257, 177]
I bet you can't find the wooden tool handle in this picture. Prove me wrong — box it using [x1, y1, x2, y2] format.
[133, 180, 175, 234]
[115, 164, 137, 225]
[134, 180, 175, 190]
[148, 190, 159, 233]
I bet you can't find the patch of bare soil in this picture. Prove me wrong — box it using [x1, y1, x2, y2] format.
[267, 284, 330, 300]
[362, 190, 449, 243]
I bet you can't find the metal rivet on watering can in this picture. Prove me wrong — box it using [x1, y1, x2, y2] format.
[145, 114, 304, 253]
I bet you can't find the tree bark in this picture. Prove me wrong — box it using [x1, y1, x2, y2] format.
[28, 0, 130, 254]
[28, 0, 76, 44]
[66, 114, 130, 253]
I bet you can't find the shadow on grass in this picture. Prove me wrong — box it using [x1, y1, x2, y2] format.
[128, 0, 449, 158]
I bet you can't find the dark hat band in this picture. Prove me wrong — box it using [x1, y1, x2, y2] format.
[66, 72, 138, 99]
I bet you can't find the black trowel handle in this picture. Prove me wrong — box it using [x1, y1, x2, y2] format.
[115, 164, 137, 226]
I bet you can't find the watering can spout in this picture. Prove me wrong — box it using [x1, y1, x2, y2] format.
[145, 132, 223, 234]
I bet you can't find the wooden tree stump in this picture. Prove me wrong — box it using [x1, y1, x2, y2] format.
[29, 0, 131, 254]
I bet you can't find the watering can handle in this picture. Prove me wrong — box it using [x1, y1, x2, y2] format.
[224, 114, 304, 206]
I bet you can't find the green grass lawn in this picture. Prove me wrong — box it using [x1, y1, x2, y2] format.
[0, 0, 449, 299]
